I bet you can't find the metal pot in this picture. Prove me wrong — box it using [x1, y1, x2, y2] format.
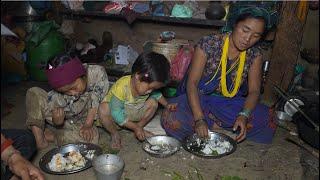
[278, 95, 307, 117]
[293, 104, 319, 149]
[205, 2, 226, 20]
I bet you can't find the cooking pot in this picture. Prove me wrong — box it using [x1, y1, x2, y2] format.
[205, 2, 226, 20]
[293, 104, 319, 149]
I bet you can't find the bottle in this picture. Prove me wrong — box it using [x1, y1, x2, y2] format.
[261, 60, 270, 94]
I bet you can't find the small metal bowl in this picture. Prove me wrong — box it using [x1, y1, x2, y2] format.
[142, 135, 181, 158]
[160, 31, 175, 41]
[182, 131, 237, 159]
[276, 111, 292, 125]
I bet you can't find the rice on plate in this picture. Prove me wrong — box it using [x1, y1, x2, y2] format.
[48, 150, 86, 172]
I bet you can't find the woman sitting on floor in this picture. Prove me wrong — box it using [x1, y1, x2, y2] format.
[161, 4, 278, 144]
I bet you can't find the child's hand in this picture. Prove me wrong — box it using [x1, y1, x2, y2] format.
[80, 124, 95, 142]
[166, 103, 178, 112]
[52, 108, 65, 125]
[134, 126, 145, 141]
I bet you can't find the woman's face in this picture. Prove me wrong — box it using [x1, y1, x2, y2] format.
[56, 77, 87, 97]
[133, 74, 165, 96]
[231, 17, 265, 51]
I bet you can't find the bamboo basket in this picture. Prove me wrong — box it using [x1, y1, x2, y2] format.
[143, 41, 181, 63]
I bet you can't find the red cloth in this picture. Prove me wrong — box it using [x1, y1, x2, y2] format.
[1, 138, 13, 154]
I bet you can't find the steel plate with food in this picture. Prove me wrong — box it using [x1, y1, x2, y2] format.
[182, 131, 237, 158]
[142, 135, 181, 158]
[39, 142, 102, 175]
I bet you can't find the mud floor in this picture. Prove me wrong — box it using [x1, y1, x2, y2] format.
[1, 81, 319, 180]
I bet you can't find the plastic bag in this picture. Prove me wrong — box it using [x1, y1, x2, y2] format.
[26, 21, 65, 81]
[61, 0, 84, 11]
[103, 1, 127, 14]
[171, 4, 193, 18]
[170, 45, 194, 81]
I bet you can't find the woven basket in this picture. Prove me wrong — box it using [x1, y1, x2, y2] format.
[143, 41, 181, 62]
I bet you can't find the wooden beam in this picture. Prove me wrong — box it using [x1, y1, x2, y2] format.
[262, 1, 307, 104]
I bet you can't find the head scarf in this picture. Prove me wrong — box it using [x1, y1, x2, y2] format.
[46, 56, 86, 89]
[221, 1, 280, 33]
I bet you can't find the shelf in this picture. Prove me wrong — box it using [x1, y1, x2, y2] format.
[59, 10, 225, 28]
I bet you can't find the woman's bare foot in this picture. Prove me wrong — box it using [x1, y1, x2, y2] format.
[35, 136, 49, 150]
[212, 122, 223, 131]
[44, 128, 55, 142]
[111, 132, 121, 150]
[31, 126, 49, 149]
[211, 123, 236, 140]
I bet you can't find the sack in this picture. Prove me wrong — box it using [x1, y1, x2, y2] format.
[170, 45, 194, 81]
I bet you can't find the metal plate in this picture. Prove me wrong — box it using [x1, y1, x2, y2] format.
[182, 131, 237, 159]
[284, 98, 305, 117]
[142, 135, 181, 158]
[39, 143, 102, 175]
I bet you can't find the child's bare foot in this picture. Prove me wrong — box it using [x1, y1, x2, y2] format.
[44, 128, 55, 142]
[111, 133, 121, 150]
[144, 130, 154, 138]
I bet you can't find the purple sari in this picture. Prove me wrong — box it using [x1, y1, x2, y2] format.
[161, 34, 276, 144]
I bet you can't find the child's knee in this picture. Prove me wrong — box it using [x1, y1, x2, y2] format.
[26, 87, 47, 99]
[146, 98, 158, 110]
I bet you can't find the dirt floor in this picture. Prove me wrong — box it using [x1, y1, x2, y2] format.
[1, 81, 319, 180]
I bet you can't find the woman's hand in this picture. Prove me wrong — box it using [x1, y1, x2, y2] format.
[233, 115, 248, 142]
[52, 108, 65, 125]
[195, 119, 209, 138]
[79, 124, 95, 142]
[8, 152, 45, 180]
[133, 126, 145, 141]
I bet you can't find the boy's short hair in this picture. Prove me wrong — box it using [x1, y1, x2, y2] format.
[131, 52, 170, 84]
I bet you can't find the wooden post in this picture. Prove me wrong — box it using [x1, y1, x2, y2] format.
[262, 1, 308, 104]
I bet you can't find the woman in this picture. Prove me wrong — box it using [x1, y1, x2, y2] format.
[161, 6, 278, 144]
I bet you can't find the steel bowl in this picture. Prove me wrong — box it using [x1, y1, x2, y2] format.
[92, 154, 124, 180]
[142, 135, 181, 158]
[160, 31, 175, 41]
[182, 131, 237, 159]
[39, 143, 102, 175]
[276, 111, 292, 125]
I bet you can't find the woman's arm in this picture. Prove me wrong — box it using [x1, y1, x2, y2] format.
[186, 47, 209, 137]
[243, 55, 262, 111]
[233, 55, 262, 142]
[79, 107, 97, 142]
